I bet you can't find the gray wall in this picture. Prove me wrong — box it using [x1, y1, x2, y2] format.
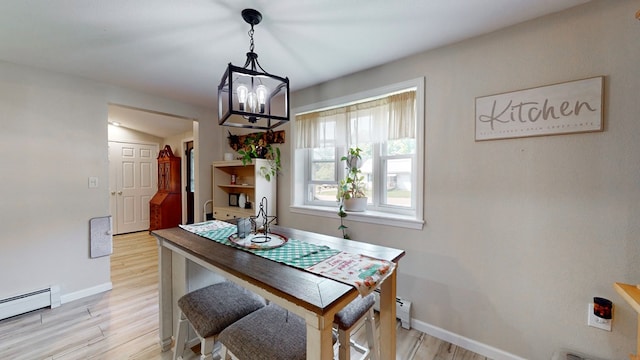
[279, 1, 640, 359]
[0, 60, 213, 304]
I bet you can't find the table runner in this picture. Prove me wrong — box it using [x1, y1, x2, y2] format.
[179, 220, 395, 296]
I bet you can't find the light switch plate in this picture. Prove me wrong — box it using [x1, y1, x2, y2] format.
[88, 177, 99, 188]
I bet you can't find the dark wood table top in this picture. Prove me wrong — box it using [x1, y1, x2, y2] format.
[152, 225, 405, 315]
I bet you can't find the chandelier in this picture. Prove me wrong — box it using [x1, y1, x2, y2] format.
[218, 9, 290, 130]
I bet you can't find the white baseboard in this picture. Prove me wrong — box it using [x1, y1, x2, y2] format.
[410, 318, 526, 360]
[60, 282, 113, 304]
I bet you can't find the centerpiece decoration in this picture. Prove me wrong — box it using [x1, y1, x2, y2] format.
[229, 197, 286, 249]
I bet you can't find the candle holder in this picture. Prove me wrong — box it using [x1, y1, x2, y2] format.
[250, 197, 277, 243]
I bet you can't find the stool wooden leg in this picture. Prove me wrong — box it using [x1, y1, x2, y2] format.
[173, 311, 188, 360]
[338, 307, 379, 360]
[364, 308, 379, 360]
[199, 336, 214, 360]
[338, 328, 351, 360]
[219, 344, 231, 360]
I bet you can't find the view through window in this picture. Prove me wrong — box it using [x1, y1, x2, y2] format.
[295, 84, 421, 219]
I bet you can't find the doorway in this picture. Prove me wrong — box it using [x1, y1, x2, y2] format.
[108, 104, 196, 233]
[108, 141, 158, 234]
[185, 140, 195, 224]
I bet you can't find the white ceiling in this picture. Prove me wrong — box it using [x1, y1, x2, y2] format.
[0, 0, 590, 137]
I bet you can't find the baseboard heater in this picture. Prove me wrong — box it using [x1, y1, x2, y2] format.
[372, 289, 412, 329]
[0, 286, 60, 321]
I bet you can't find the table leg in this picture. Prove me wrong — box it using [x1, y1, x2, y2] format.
[158, 242, 173, 352]
[306, 316, 334, 360]
[379, 269, 398, 360]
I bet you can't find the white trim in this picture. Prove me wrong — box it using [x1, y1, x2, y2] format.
[290, 205, 424, 230]
[60, 282, 113, 304]
[410, 318, 527, 360]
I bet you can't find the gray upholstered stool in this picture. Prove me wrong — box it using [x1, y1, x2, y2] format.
[218, 303, 337, 360]
[334, 293, 378, 360]
[173, 281, 265, 360]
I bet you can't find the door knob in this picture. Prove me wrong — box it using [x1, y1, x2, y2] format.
[118, 191, 123, 195]
[111, 191, 116, 195]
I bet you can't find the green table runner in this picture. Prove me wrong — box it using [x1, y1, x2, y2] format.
[180, 223, 340, 268]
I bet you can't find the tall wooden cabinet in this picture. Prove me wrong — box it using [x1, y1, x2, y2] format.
[149, 145, 182, 231]
[211, 159, 276, 221]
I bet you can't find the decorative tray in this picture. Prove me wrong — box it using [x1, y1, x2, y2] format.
[228, 232, 288, 250]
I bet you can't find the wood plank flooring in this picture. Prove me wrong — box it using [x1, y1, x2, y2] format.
[0, 231, 489, 360]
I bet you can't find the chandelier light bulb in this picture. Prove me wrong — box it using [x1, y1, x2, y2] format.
[247, 92, 257, 113]
[237, 84, 249, 111]
[255, 84, 268, 113]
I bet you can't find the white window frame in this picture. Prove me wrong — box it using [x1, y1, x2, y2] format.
[291, 77, 425, 230]
[305, 147, 339, 206]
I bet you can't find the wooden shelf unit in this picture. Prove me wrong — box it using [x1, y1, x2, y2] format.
[211, 159, 276, 221]
[614, 282, 640, 360]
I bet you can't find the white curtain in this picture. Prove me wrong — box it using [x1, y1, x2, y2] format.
[295, 90, 416, 149]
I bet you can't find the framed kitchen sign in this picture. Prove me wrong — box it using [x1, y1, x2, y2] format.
[475, 76, 604, 141]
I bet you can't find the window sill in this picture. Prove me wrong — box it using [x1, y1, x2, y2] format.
[289, 205, 424, 230]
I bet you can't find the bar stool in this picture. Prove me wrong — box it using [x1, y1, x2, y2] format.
[334, 293, 379, 360]
[218, 303, 337, 360]
[173, 281, 266, 360]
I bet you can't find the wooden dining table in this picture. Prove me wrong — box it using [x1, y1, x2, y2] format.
[152, 225, 405, 360]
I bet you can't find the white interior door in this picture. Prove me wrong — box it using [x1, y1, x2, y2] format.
[109, 142, 158, 234]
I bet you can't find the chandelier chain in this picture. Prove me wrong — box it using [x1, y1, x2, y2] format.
[248, 26, 255, 53]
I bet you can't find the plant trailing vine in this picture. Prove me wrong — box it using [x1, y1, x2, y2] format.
[338, 204, 349, 239]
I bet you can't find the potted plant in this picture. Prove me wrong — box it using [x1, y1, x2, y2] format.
[336, 147, 367, 212]
[238, 141, 281, 182]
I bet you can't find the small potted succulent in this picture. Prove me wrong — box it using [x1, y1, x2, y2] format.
[336, 147, 367, 212]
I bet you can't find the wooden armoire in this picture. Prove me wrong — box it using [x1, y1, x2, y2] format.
[149, 145, 182, 231]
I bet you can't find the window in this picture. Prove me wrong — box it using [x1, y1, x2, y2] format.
[291, 78, 424, 230]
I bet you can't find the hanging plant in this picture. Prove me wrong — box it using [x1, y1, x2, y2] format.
[238, 144, 281, 182]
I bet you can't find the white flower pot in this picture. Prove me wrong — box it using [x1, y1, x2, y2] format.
[347, 155, 362, 169]
[343, 197, 367, 212]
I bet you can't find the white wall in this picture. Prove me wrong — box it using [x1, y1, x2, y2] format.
[0, 60, 212, 303]
[280, 1, 640, 359]
[163, 130, 193, 158]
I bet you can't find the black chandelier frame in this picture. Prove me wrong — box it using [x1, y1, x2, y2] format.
[218, 9, 290, 130]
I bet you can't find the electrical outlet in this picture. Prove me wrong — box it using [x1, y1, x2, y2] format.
[587, 303, 611, 331]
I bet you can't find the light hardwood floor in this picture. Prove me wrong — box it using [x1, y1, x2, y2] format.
[0, 231, 489, 360]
